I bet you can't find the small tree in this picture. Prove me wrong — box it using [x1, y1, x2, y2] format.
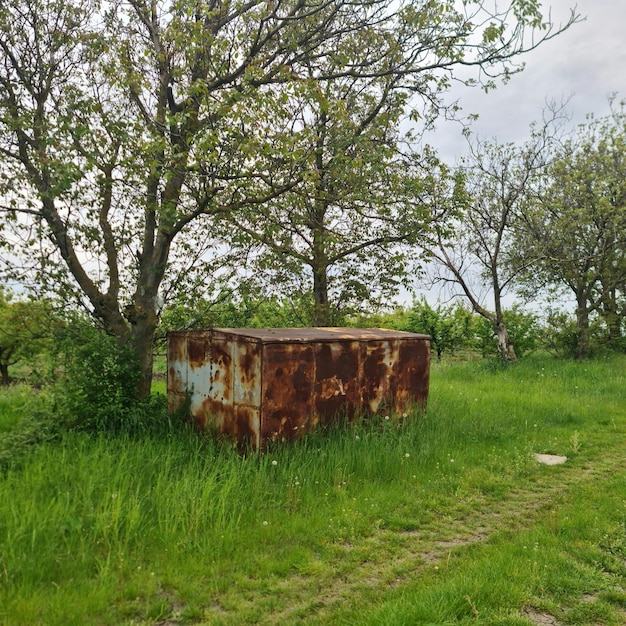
[427, 111, 566, 361]
[220, 66, 456, 325]
[474, 304, 539, 359]
[0, 289, 55, 384]
[539, 308, 579, 358]
[399, 297, 474, 360]
[519, 106, 626, 358]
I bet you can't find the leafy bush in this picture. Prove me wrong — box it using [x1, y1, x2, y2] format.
[52, 321, 169, 435]
[0, 384, 61, 473]
[539, 309, 579, 358]
[395, 298, 475, 360]
[0, 406, 60, 472]
[0, 290, 62, 384]
[0, 320, 173, 471]
[539, 308, 615, 358]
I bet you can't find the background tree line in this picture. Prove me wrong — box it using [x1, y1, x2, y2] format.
[428, 102, 626, 361]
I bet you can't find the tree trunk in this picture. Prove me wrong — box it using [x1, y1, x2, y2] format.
[492, 280, 516, 362]
[313, 265, 330, 327]
[0, 362, 9, 385]
[122, 230, 172, 398]
[574, 297, 591, 359]
[603, 309, 623, 348]
[132, 314, 157, 398]
[123, 285, 163, 398]
[495, 320, 517, 362]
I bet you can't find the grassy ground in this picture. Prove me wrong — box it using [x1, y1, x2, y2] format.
[0, 355, 625, 625]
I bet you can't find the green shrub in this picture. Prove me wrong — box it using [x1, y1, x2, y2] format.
[0, 408, 61, 473]
[539, 309, 579, 358]
[52, 322, 169, 435]
[396, 298, 475, 360]
[539, 308, 611, 359]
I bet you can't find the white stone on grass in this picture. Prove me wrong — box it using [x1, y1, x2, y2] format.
[534, 453, 567, 466]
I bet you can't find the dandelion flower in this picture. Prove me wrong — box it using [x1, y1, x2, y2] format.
[271, 460, 278, 466]
[404, 453, 410, 458]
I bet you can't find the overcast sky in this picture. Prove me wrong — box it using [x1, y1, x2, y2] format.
[427, 0, 626, 162]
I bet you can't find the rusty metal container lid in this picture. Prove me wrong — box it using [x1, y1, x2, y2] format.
[168, 327, 429, 343]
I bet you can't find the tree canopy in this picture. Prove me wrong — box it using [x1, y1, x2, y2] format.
[519, 105, 626, 357]
[426, 109, 566, 361]
[0, 0, 578, 394]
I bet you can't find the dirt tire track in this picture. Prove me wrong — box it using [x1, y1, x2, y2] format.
[213, 450, 626, 625]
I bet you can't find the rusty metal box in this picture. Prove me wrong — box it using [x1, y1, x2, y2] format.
[167, 327, 430, 449]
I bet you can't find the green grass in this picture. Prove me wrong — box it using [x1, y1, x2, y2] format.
[0, 355, 625, 625]
[0, 384, 35, 434]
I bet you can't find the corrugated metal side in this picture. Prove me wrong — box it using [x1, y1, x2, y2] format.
[167, 328, 430, 449]
[314, 340, 361, 422]
[232, 337, 262, 449]
[360, 339, 396, 415]
[261, 342, 316, 444]
[195, 334, 234, 434]
[167, 331, 264, 448]
[393, 338, 430, 410]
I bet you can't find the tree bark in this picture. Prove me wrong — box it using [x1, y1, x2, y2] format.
[313, 265, 330, 327]
[493, 280, 517, 362]
[125, 234, 172, 397]
[0, 362, 9, 385]
[495, 320, 517, 362]
[599, 287, 624, 348]
[130, 310, 158, 398]
[574, 296, 591, 359]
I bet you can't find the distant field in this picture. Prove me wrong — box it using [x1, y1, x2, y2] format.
[1, 355, 625, 625]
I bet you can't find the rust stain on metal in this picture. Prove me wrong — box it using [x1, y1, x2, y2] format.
[167, 327, 430, 449]
[261, 342, 315, 444]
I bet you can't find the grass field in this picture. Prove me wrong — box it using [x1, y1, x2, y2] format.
[0, 355, 625, 625]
